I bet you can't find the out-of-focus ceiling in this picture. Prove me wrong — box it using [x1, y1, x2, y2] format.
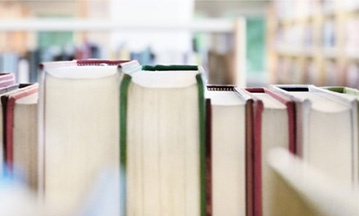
[3, 0, 270, 17]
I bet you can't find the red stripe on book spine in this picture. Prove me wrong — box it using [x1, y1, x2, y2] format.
[264, 89, 296, 154]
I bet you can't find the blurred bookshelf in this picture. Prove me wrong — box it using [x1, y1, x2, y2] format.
[0, 1, 247, 86]
[268, 0, 359, 87]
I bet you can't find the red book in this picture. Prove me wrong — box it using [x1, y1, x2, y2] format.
[244, 87, 295, 216]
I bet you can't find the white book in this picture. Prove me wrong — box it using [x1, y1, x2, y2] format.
[245, 88, 290, 216]
[270, 85, 354, 188]
[206, 86, 248, 216]
[120, 65, 206, 216]
[39, 62, 125, 213]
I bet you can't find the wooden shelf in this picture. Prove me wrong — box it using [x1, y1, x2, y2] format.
[269, 1, 359, 86]
[346, 52, 359, 60]
[322, 48, 339, 59]
[276, 46, 315, 57]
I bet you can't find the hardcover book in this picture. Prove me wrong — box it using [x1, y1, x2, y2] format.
[39, 59, 133, 213]
[206, 85, 250, 216]
[270, 85, 354, 188]
[244, 88, 293, 216]
[5, 83, 38, 189]
[120, 65, 206, 216]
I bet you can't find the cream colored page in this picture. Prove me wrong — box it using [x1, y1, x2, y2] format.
[212, 104, 245, 216]
[183, 85, 200, 216]
[309, 110, 352, 187]
[13, 101, 38, 190]
[126, 83, 200, 216]
[44, 74, 120, 211]
[261, 108, 288, 216]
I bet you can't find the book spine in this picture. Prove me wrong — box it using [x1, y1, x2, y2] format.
[264, 89, 297, 154]
[196, 74, 207, 216]
[252, 100, 263, 216]
[245, 99, 254, 216]
[205, 98, 212, 216]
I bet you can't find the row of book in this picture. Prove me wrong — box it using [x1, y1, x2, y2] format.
[345, 17, 359, 56]
[277, 17, 359, 56]
[276, 57, 359, 86]
[276, 20, 359, 58]
[3, 59, 359, 215]
[276, 20, 336, 51]
[276, 0, 359, 19]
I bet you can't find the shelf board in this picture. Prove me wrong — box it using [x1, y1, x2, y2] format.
[0, 18, 234, 33]
[322, 48, 338, 59]
[276, 46, 315, 57]
[346, 52, 359, 60]
[276, 46, 359, 61]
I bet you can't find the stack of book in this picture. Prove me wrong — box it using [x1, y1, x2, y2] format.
[1, 59, 359, 215]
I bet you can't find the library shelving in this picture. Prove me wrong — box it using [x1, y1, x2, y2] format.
[267, 0, 359, 87]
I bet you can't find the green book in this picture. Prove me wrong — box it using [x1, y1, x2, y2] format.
[322, 86, 359, 186]
[119, 65, 206, 216]
[324, 86, 359, 98]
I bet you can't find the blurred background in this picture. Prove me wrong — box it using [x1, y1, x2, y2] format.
[0, 0, 358, 87]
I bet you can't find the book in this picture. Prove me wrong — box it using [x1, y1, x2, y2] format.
[18, 59, 30, 83]
[270, 85, 355, 188]
[324, 86, 359, 97]
[120, 65, 206, 216]
[244, 88, 293, 216]
[0, 53, 19, 81]
[0, 84, 27, 173]
[39, 59, 131, 213]
[345, 63, 359, 88]
[268, 148, 359, 216]
[206, 85, 249, 216]
[325, 60, 339, 86]
[0, 73, 15, 88]
[5, 84, 38, 190]
[0, 84, 34, 167]
[322, 86, 359, 186]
